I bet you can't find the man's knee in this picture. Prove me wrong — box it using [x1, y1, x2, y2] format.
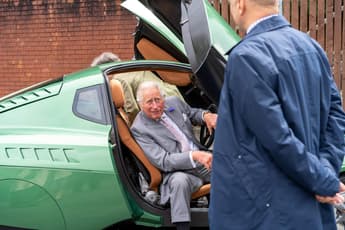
[169, 172, 192, 192]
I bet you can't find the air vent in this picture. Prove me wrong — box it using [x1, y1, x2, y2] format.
[0, 81, 62, 113]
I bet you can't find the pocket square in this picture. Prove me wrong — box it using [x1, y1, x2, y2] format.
[182, 113, 187, 121]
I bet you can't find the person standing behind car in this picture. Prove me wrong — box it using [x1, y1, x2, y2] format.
[210, 0, 345, 230]
[91, 52, 184, 124]
[131, 81, 217, 230]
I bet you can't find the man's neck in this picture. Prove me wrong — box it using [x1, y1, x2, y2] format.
[240, 2, 279, 32]
[246, 14, 278, 34]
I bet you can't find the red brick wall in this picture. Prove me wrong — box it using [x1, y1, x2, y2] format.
[0, 0, 137, 97]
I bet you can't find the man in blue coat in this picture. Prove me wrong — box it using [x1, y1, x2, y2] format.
[210, 0, 345, 229]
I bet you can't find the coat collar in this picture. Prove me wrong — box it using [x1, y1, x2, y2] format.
[245, 15, 291, 38]
[225, 15, 291, 55]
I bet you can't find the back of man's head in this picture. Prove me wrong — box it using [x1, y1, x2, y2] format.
[248, 0, 279, 9]
[244, 0, 277, 6]
[91, 52, 121, 66]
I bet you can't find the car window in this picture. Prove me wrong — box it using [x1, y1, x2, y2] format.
[73, 85, 110, 125]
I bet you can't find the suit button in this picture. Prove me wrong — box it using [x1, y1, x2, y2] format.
[266, 203, 270, 208]
[238, 155, 242, 159]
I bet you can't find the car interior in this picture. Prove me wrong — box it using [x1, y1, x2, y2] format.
[135, 37, 191, 87]
[106, 65, 215, 225]
[110, 77, 211, 194]
[105, 13, 216, 223]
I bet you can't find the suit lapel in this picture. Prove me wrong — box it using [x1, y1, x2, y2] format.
[164, 105, 205, 150]
[141, 112, 179, 143]
[164, 107, 196, 144]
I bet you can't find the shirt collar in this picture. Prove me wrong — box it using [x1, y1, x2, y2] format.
[156, 112, 167, 122]
[246, 14, 279, 34]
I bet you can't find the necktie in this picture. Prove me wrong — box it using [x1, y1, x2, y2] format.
[160, 114, 210, 180]
[160, 115, 191, 152]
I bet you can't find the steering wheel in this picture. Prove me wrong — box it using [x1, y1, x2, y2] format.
[199, 104, 217, 149]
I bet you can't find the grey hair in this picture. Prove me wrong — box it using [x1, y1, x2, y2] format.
[90, 52, 121, 66]
[251, 0, 279, 7]
[136, 81, 166, 104]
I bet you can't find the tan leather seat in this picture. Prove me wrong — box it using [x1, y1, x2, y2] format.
[110, 79, 210, 199]
[136, 38, 192, 86]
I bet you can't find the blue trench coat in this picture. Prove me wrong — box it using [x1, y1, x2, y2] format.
[210, 16, 345, 230]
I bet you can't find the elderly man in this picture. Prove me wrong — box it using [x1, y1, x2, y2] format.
[131, 81, 217, 230]
[91, 52, 184, 124]
[210, 0, 345, 229]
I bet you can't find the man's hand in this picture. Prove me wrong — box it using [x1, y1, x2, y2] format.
[315, 182, 345, 205]
[203, 112, 218, 134]
[192, 150, 212, 170]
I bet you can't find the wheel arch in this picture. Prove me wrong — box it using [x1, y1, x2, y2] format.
[0, 179, 66, 230]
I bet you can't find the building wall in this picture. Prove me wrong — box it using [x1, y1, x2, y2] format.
[2, 1, 344, 101]
[212, 0, 345, 105]
[0, 0, 137, 97]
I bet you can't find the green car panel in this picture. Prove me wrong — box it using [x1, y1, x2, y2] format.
[0, 178, 65, 229]
[0, 79, 63, 113]
[0, 68, 134, 229]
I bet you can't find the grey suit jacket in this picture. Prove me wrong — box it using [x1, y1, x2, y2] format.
[131, 96, 207, 204]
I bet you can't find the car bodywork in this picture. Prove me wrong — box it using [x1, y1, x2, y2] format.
[2, 0, 345, 229]
[0, 0, 241, 228]
[0, 62, 193, 230]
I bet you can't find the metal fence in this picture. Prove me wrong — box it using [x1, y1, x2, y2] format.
[210, 0, 345, 102]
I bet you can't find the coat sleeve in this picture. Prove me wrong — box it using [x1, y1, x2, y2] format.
[229, 50, 340, 196]
[314, 42, 345, 176]
[319, 79, 345, 175]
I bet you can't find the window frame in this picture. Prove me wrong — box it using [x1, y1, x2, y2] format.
[72, 84, 111, 125]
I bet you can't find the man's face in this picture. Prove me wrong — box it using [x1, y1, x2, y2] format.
[140, 87, 165, 120]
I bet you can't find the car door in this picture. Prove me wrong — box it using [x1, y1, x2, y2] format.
[121, 0, 240, 104]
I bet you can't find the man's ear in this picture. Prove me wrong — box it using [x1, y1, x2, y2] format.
[238, 0, 246, 15]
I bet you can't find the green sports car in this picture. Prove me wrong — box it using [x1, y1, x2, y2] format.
[2, 0, 344, 229]
[0, 0, 240, 229]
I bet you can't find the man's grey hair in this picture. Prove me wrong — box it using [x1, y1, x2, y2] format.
[136, 81, 166, 103]
[251, 0, 279, 7]
[90, 52, 121, 66]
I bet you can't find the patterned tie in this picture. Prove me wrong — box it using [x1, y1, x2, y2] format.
[160, 114, 210, 180]
[160, 114, 191, 152]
